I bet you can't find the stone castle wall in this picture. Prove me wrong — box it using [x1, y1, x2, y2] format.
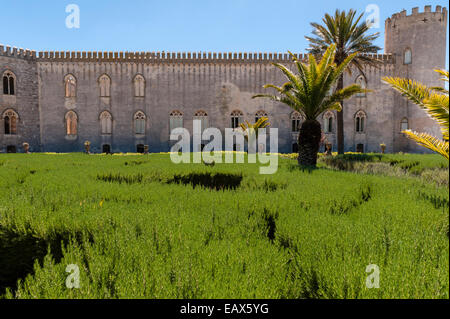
[0, 5, 447, 154]
[0, 46, 40, 152]
[35, 50, 394, 153]
[37, 52, 301, 153]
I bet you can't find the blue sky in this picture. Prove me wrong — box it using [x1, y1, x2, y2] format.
[0, 0, 448, 65]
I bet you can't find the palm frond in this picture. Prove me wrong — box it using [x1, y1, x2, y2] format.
[333, 52, 359, 80]
[435, 69, 449, 80]
[432, 87, 449, 95]
[239, 117, 270, 141]
[271, 63, 301, 90]
[402, 130, 449, 160]
[253, 44, 362, 121]
[423, 94, 449, 140]
[384, 70, 449, 159]
[324, 84, 365, 107]
[306, 8, 381, 70]
[382, 77, 431, 107]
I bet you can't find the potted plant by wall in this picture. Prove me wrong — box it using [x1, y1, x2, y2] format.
[325, 143, 333, 156]
[380, 143, 386, 154]
[84, 141, 91, 154]
[144, 145, 149, 154]
[23, 142, 30, 154]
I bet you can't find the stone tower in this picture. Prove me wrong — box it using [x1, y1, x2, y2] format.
[0, 46, 40, 152]
[385, 5, 448, 152]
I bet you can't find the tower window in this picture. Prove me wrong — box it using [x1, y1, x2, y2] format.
[134, 74, 145, 97]
[64, 74, 76, 97]
[3, 71, 16, 95]
[231, 110, 243, 129]
[323, 111, 334, 133]
[99, 74, 111, 97]
[194, 110, 209, 134]
[401, 118, 409, 131]
[134, 111, 147, 135]
[291, 111, 302, 132]
[255, 110, 268, 123]
[169, 110, 183, 133]
[355, 111, 366, 133]
[404, 49, 412, 65]
[65, 111, 78, 136]
[355, 75, 366, 97]
[100, 111, 113, 135]
[3, 109, 18, 135]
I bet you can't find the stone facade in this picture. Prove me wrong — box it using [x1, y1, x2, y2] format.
[0, 49, 40, 153]
[0, 6, 447, 154]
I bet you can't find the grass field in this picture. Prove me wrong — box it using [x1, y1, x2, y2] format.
[0, 153, 448, 299]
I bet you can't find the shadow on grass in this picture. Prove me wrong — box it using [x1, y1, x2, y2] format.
[0, 227, 91, 296]
[169, 172, 243, 191]
[287, 163, 319, 174]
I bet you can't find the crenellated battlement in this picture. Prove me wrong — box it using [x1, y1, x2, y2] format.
[384, 6, 447, 56]
[386, 5, 447, 23]
[36, 51, 307, 63]
[35, 50, 393, 64]
[0, 44, 37, 60]
[0, 42, 394, 65]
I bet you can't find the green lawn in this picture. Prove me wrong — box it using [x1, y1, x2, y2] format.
[0, 153, 448, 299]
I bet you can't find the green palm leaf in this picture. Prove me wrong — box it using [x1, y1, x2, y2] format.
[253, 45, 363, 120]
[239, 117, 270, 141]
[384, 70, 449, 159]
[382, 77, 431, 107]
[403, 130, 449, 160]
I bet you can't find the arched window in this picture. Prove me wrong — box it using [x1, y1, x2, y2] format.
[134, 74, 145, 97]
[255, 110, 268, 122]
[3, 109, 18, 135]
[169, 110, 183, 132]
[64, 74, 76, 98]
[323, 111, 334, 134]
[3, 71, 16, 95]
[401, 118, 409, 131]
[356, 75, 366, 97]
[99, 74, 111, 97]
[291, 111, 303, 132]
[134, 111, 147, 135]
[404, 48, 412, 65]
[100, 111, 112, 135]
[355, 110, 366, 133]
[230, 110, 243, 129]
[194, 110, 208, 133]
[65, 111, 78, 136]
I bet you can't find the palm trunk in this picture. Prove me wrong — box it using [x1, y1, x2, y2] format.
[336, 75, 344, 154]
[297, 119, 322, 167]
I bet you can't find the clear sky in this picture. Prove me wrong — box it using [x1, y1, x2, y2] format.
[0, 0, 448, 66]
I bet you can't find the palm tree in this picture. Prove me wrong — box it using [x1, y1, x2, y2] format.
[383, 70, 449, 160]
[253, 44, 365, 166]
[239, 117, 270, 153]
[239, 117, 270, 139]
[306, 9, 381, 154]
